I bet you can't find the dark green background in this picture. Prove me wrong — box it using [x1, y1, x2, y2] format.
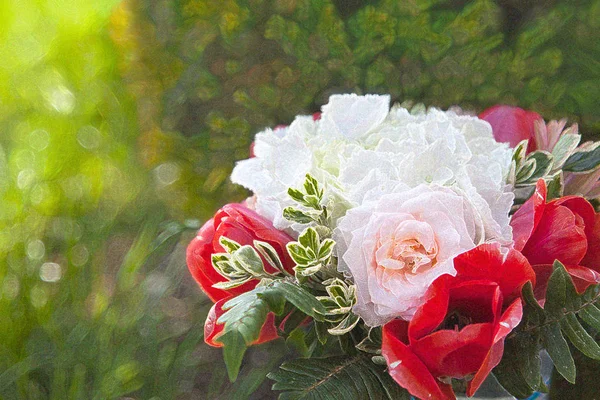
[0, 0, 598, 398]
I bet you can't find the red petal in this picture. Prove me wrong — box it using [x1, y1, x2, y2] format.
[479, 105, 542, 151]
[186, 220, 236, 302]
[409, 275, 452, 341]
[468, 299, 523, 396]
[510, 180, 547, 251]
[566, 265, 600, 293]
[522, 203, 588, 266]
[453, 243, 536, 305]
[412, 323, 494, 379]
[553, 196, 596, 239]
[382, 320, 455, 400]
[581, 213, 600, 271]
[204, 298, 279, 347]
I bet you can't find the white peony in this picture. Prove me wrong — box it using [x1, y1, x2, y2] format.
[231, 94, 514, 244]
[334, 185, 480, 325]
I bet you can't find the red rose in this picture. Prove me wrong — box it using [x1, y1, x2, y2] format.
[186, 203, 295, 346]
[382, 243, 535, 400]
[511, 179, 600, 298]
[479, 105, 542, 152]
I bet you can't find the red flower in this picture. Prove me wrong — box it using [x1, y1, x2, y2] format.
[186, 203, 295, 346]
[479, 105, 542, 152]
[382, 244, 535, 400]
[511, 180, 600, 298]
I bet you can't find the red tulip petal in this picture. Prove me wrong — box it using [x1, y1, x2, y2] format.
[204, 298, 279, 348]
[511, 180, 547, 251]
[412, 323, 494, 379]
[187, 221, 235, 302]
[566, 265, 600, 293]
[453, 243, 536, 305]
[522, 203, 587, 266]
[409, 275, 451, 341]
[581, 213, 600, 271]
[468, 299, 523, 396]
[553, 196, 596, 238]
[383, 320, 455, 400]
[479, 105, 542, 151]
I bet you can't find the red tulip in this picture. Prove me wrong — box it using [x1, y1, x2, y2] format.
[186, 203, 295, 346]
[382, 243, 534, 400]
[511, 180, 600, 298]
[479, 105, 542, 152]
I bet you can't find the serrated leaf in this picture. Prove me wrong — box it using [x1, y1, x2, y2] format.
[268, 355, 409, 400]
[564, 144, 600, 172]
[560, 313, 600, 360]
[541, 322, 576, 384]
[258, 289, 286, 316]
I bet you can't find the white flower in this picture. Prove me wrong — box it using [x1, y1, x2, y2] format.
[334, 185, 479, 325]
[231, 94, 514, 243]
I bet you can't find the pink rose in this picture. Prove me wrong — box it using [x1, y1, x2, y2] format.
[334, 185, 482, 325]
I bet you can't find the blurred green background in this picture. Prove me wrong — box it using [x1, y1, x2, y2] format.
[0, 0, 599, 398]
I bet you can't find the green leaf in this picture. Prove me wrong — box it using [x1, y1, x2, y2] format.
[579, 304, 600, 332]
[541, 322, 576, 384]
[552, 133, 580, 169]
[564, 144, 600, 172]
[328, 313, 360, 335]
[544, 261, 570, 316]
[288, 188, 306, 203]
[298, 228, 319, 252]
[220, 330, 248, 382]
[268, 355, 409, 400]
[287, 243, 311, 265]
[254, 240, 285, 273]
[212, 276, 253, 290]
[560, 314, 600, 360]
[220, 236, 242, 253]
[283, 207, 316, 224]
[303, 174, 320, 198]
[527, 151, 553, 182]
[232, 245, 265, 277]
[276, 281, 326, 320]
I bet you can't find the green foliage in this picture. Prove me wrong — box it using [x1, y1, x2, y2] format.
[268, 355, 410, 400]
[494, 262, 600, 398]
[216, 279, 327, 381]
[3, 0, 600, 397]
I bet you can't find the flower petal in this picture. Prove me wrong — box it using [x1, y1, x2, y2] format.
[319, 94, 390, 140]
[479, 105, 542, 151]
[510, 179, 547, 251]
[382, 320, 455, 400]
[468, 299, 523, 396]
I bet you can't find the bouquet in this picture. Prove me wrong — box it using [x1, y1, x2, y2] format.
[186, 94, 600, 399]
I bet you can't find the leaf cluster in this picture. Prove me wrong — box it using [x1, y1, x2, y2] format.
[494, 261, 600, 398]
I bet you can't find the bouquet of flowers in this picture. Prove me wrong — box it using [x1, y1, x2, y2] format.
[186, 94, 600, 399]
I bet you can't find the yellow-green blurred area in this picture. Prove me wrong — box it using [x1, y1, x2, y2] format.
[0, 0, 599, 398]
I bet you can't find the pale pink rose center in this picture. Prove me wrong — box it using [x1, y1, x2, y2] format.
[373, 219, 439, 284]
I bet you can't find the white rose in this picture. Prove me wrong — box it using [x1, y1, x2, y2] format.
[334, 185, 481, 326]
